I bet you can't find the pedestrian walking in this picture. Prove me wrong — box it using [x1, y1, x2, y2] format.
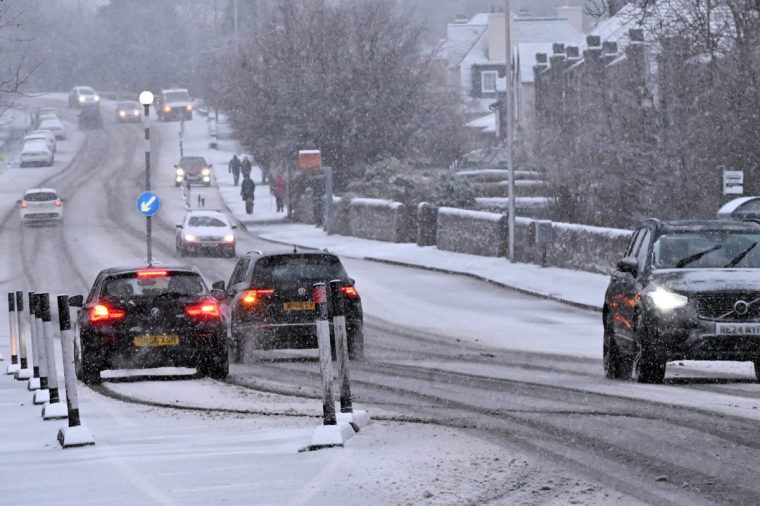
[241, 174, 256, 215]
[228, 154, 241, 186]
[241, 156, 252, 180]
[272, 173, 287, 213]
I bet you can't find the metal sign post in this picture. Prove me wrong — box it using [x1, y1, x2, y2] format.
[139, 91, 155, 265]
[323, 166, 333, 234]
[137, 191, 161, 265]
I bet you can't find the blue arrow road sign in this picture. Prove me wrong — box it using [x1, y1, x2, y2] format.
[137, 191, 161, 217]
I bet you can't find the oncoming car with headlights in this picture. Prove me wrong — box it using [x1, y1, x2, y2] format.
[175, 156, 212, 187]
[604, 219, 760, 384]
[73, 266, 229, 384]
[176, 210, 237, 257]
[115, 100, 142, 122]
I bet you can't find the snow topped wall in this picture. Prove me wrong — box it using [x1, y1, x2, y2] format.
[346, 197, 411, 243]
[436, 207, 507, 257]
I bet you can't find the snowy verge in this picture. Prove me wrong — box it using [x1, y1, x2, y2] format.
[304, 421, 356, 450]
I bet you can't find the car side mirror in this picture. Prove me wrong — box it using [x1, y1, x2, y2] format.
[210, 288, 227, 301]
[174, 164, 178, 168]
[208, 163, 213, 168]
[212, 280, 225, 291]
[68, 295, 84, 307]
[348, 278, 356, 285]
[231, 225, 237, 229]
[176, 224, 183, 228]
[616, 257, 638, 277]
[16, 199, 21, 204]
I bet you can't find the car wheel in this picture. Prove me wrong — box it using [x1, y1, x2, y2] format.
[635, 337, 666, 384]
[198, 351, 229, 380]
[78, 351, 102, 385]
[227, 246, 236, 258]
[603, 322, 631, 380]
[347, 326, 365, 361]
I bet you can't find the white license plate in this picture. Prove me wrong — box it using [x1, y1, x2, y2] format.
[716, 323, 760, 336]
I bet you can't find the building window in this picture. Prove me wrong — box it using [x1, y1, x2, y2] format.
[481, 71, 498, 94]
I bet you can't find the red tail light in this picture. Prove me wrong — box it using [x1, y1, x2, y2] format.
[242, 289, 274, 306]
[137, 270, 168, 279]
[185, 299, 220, 319]
[54, 199, 62, 207]
[20, 201, 28, 208]
[341, 286, 359, 298]
[90, 304, 126, 323]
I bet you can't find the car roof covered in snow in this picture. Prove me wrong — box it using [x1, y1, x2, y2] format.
[24, 188, 57, 194]
[185, 210, 226, 218]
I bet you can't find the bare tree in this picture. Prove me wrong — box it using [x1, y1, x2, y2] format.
[216, 0, 466, 188]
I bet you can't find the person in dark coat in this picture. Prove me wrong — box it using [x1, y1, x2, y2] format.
[241, 175, 256, 214]
[241, 156, 252, 180]
[228, 154, 241, 186]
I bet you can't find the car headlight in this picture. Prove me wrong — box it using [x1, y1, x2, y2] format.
[78, 96, 85, 102]
[176, 168, 185, 176]
[119, 110, 126, 117]
[186, 104, 193, 111]
[224, 234, 234, 243]
[648, 287, 688, 311]
[164, 106, 171, 113]
[201, 168, 210, 176]
[133, 110, 140, 116]
[184, 234, 196, 242]
[94, 96, 100, 101]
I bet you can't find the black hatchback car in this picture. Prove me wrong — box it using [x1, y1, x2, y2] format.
[604, 219, 760, 384]
[73, 266, 229, 384]
[215, 251, 364, 361]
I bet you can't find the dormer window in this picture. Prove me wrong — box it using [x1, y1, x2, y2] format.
[481, 70, 498, 93]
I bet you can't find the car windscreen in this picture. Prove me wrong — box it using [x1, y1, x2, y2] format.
[165, 91, 190, 102]
[180, 158, 206, 169]
[188, 216, 226, 227]
[252, 255, 348, 285]
[25, 192, 57, 202]
[653, 232, 760, 269]
[118, 102, 138, 108]
[79, 88, 95, 95]
[102, 271, 206, 299]
[39, 120, 61, 128]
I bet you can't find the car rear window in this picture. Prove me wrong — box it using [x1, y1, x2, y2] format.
[188, 216, 226, 227]
[252, 255, 347, 285]
[25, 192, 57, 201]
[102, 271, 206, 299]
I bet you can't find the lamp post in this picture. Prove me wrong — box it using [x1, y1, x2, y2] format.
[504, 0, 516, 262]
[139, 90, 154, 265]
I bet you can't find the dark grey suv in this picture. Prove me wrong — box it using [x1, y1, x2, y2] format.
[604, 219, 760, 383]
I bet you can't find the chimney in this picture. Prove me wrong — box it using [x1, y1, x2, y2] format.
[586, 35, 601, 48]
[552, 43, 566, 55]
[556, 5, 584, 34]
[566, 46, 581, 60]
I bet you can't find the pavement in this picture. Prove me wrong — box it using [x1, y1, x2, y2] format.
[187, 114, 611, 313]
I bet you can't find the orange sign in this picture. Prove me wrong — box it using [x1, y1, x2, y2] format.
[298, 150, 322, 170]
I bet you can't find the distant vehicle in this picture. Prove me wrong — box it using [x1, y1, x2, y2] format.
[604, 219, 760, 384]
[18, 188, 63, 226]
[38, 118, 66, 140]
[176, 210, 237, 258]
[215, 250, 364, 361]
[68, 86, 100, 108]
[19, 139, 54, 167]
[175, 155, 212, 187]
[115, 100, 141, 122]
[72, 266, 229, 384]
[156, 88, 192, 121]
[23, 131, 56, 153]
[36, 112, 59, 128]
[34, 107, 58, 126]
[78, 105, 103, 129]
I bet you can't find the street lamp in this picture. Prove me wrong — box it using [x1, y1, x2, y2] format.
[504, 0, 516, 262]
[139, 90, 154, 265]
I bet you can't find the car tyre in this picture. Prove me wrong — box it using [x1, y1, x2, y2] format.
[198, 352, 229, 380]
[347, 326, 365, 361]
[635, 340, 666, 384]
[603, 325, 632, 380]
[77, 351, 103, 385]
[754, 361, 760, 382]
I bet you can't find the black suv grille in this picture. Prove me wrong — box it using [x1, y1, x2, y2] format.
[697, 293, 760, 321]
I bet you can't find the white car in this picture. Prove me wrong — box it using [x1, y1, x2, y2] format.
[176, 210, 237, 257]
[18, 188, 64, 226]
[24, 131, 56, 153]
[38, 118, 66, 140]
[69, 86, 100, 108]
[19, 139, 54, 167]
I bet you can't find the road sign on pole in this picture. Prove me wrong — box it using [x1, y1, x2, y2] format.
[137, 191, 161, 216]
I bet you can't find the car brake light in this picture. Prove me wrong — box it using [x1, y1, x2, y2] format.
[137, 270, 168, 278]
[242, 289, 274, 306]
[341, 286, 359, 298]
[20, 201, 28, 208]
[185, 299, 220, 319]
[54, 199, 62, 207]
[90, 304, 126, 323]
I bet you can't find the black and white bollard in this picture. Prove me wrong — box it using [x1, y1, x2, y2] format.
[329, 280, 370, 432]
[56, 295, 94, 447]
[13, 291, 31, 380]
[27, 292, 42, 396]
[41, 294, 66, 419]
[32, 294, 50, 401]
[5, 293, 19, 374]
[305, 282, 354, 451]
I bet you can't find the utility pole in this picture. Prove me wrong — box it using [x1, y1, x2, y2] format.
[504, 0, 516, 262]
[233, 0, 239, 53]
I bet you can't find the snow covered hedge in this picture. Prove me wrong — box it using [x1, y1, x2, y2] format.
[436, 207, 507, 257]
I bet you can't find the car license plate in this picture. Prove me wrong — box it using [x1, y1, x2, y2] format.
[716, 323, 760, 336]
[133, 335, 180, 347]
[283, 301, 315, 311]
